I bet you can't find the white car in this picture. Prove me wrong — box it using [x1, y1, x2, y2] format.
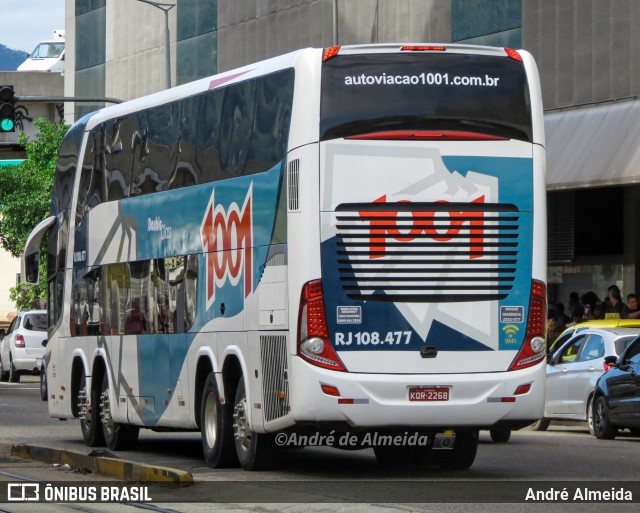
[533, 327, 640, 433]
[0, 310, 48, 383]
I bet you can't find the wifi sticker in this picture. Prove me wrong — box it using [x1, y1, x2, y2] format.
[502, 324, 520, 344]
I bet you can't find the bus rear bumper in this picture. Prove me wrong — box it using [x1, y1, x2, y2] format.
[287, 357, 545, 429]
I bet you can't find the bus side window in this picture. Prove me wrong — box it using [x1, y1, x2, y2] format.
[170, 96, 201, 190]
[104, 117, 132, 201]
[185, 255, 198, 331]
[219, 79, 256, 177]
[245, 70, 294, 175]
[124, 261, 154, 334]
[155, 257, 185, 334]
[196, 89, 223, 183]
[76, 127, 105, 225]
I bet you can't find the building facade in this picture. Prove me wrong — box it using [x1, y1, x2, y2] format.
[63, 0, 640, 309]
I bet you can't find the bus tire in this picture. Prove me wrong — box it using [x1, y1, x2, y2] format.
[233, 377, 275, 471]
[435, 430, 478, 471]
[374, 445, 411, 467]
[489, 428, 511, 443]
[79, 369, 105, 447]
[100, 372, 139, 450]
[40, 363, 48, 401]
[201, 372, 238, 467]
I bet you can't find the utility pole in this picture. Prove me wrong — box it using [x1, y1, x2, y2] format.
[136, 0, 176, 89]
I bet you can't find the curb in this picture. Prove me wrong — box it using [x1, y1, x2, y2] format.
[11, 444, 193, 485]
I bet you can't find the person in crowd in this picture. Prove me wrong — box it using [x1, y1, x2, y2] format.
[604, 285, 625, 319]
[553, 302, 570, 326]
[567, 292, 584, 322]
[621, 293, 640, 319]
[580, 291, 599, 319]
[546, 302, 569, 348]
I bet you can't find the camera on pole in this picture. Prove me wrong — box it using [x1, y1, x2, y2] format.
[0, 85, 16, 132]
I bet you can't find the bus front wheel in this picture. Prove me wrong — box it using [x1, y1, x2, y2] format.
[233, 377, 275, 470]
[201, 372, 238, 467]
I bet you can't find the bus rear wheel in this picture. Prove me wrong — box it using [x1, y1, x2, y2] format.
[233, 378, 275, 470]
[79, 369, 105, 447]
[374, 445, 412, 466]
[201, 372, 237, 467]
[100, 373, 139, 450]
[489, 428, 511, 443]
[434, 430, 479, 470]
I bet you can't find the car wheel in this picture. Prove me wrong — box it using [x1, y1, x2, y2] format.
[593, 396, 617, 440]
[530, 418, 550, 431]
[0, 355, 9, 382]
[489, 428, 511, 443]
[40, 364, 48, 401]
[8, 356, 20, 383]
[200, 372, 237, 468]
[100, 372, 139, 451]
[233, 377, 275, 470]
[587, 397, 595, 435]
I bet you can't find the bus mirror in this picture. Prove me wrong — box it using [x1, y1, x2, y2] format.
[24, 252, 40, 284]
[22, 215, 56, 286]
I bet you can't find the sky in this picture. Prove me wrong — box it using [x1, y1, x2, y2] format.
[1, 1, 65, 53]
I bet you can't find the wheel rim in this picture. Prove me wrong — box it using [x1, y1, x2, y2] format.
[100, 389, 114, 437]
[233, 394, 251, 451]
[78, 382, 90, 430]
[204, 392, 218, 448]
[594, 400, 606, 433]
[587, 400, 594, 432]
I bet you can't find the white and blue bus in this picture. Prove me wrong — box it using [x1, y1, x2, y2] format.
[23, 43, 546, 470]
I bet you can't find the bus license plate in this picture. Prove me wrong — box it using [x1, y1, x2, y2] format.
[409, 387, 449, 402]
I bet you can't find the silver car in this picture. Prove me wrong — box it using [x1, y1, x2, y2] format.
[532, 327, 640, 434]
[0, 310, 48, 383]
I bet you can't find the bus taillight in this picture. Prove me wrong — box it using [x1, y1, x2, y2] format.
[298, 280, 346, 371]
[323, 46, 341, 61]
[504, 48, 523, 62]
[509, 280, 547, 371]
[401, 45, 446, 52]
[346, 130, 507, 141]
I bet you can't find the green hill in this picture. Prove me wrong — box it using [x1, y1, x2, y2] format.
[0, 44, 29, 71]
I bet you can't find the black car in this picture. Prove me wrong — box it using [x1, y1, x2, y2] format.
[592, 335, 640, 439]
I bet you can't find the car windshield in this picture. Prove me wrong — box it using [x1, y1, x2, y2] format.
[24, 313, 48, 331]
[614, 336, 637, 355]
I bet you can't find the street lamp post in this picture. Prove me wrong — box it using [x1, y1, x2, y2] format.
[136, 0, 175, 89]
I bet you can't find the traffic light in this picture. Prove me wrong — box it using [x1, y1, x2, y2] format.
[0, 85, 16, 132]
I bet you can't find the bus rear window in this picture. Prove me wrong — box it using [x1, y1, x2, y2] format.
[320, 53, 532, 142]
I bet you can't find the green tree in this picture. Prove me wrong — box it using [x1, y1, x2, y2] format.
[0, 118, 68, 310]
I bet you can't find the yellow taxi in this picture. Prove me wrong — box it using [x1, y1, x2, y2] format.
[548, 319, 640, 354]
